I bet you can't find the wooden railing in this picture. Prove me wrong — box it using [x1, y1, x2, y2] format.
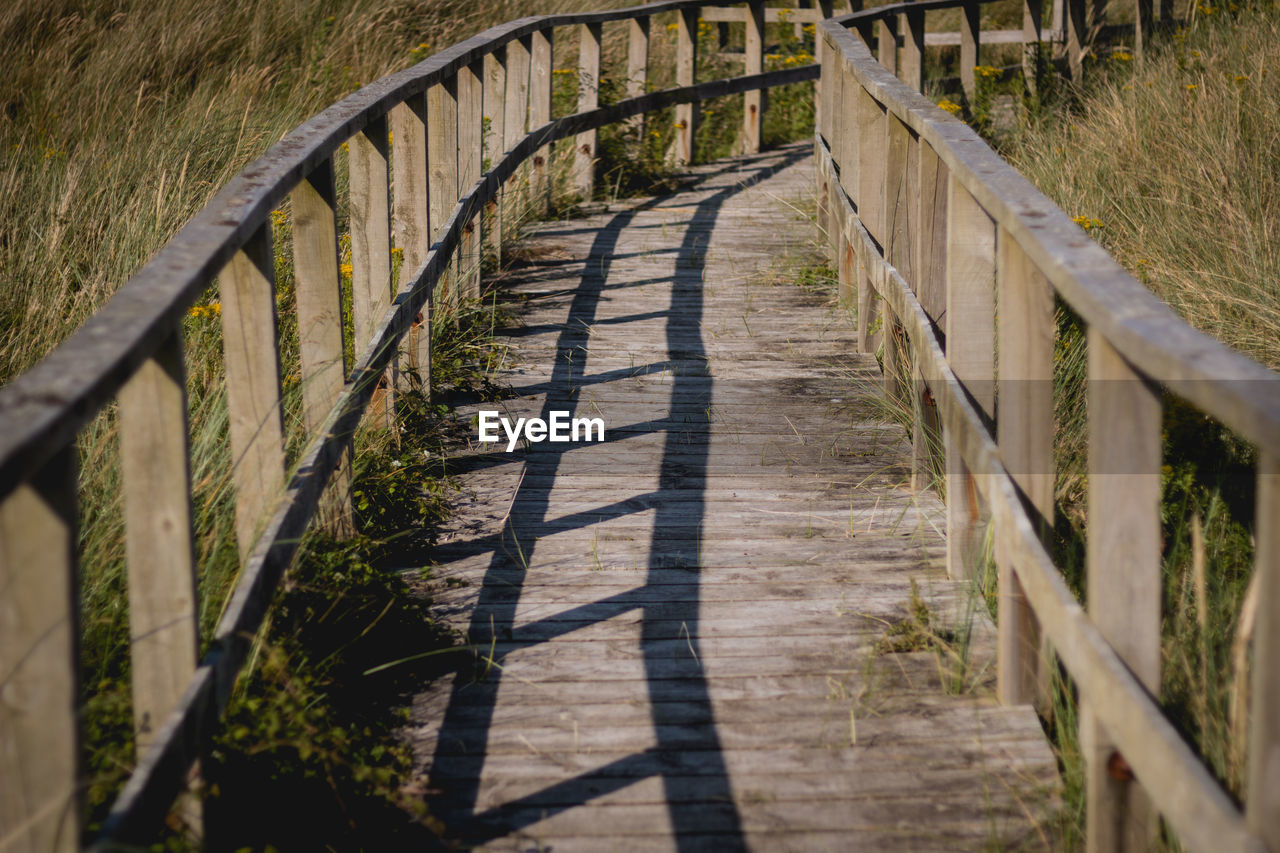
[817, 5, 1279, 853]
[0, 2, 822, 848]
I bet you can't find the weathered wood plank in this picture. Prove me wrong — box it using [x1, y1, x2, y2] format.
[390, 93, 432, 392]
[428, 76, 460, 317]
[626, 17, 649, 141]
[0, 448, 79, 853]
[743, 2, 765, 155]
[458, 59, 485, 302]
[1248, 452, 1280, 850]
[349, 114, 395, 427]
[574, 23, 602, 200]
[484, 48, 507, 262]
[674, 7, 698, 165]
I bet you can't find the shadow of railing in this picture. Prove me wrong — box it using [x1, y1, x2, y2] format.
[424, 146, 808, 849]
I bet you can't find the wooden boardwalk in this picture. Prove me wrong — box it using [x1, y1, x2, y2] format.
[409, 144, 1059, 851]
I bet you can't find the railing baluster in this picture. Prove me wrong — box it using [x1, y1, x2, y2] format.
[458, 59, 485, 303]
[1067, 0, 1087, 80]
[220, 223, 287, 559]
[675, 7, 698, 165]
[856, 86, 885, 245]
[627, 17, 649, 139]
[428, 75, 459, 319]
[883, 114, 914, 403]
[504, 35, 531, 222]
[119, 329, 199, 752]
[744, 1, 765, 155]
[995, 230, 1054, 707]
[0, 447, 79, 853]
[349, 114, 395, 428]
[901, 2, 925, 91]
[530, 30, 553, 216]
[484, 48, 506, 263]
[960, 0, 981, 101]
[1023, 0, 1043, 92]
[1248, 451, 1280, 850]
[390, 93, 432, 394]
[574, 22, 602, 200]
[944, 178, 995, 580]
[839, 62, 859, 215]
[291, 157, 354, 535]
[1084, 329, 1161, 852]
[877, 15, 897, 73]
[817, 29, 837, 261]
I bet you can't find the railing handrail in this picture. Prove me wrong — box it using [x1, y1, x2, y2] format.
[818, 12, 1278, 853]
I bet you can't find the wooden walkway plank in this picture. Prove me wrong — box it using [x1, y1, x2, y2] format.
[407, 144, 1058, 850]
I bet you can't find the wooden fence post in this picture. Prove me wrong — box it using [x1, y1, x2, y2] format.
[1248, 451, 1280, 850]
[675, 7, 699, 165]
[390, 93, 432, 395]
[817, 28, 837, 259]
[428, 75, 459, 320]
[1134, 0, 1153, 57]
[119, 330, 199, 752]
[0, 448, 80, 853]
[1066, 0, 1086, 80]
[960, 0, 981, 102]
[504, 35, 531, 219]
[458, 59, 484, 303]
[744, 1, 765, 155]
[912, 141, 945, 491]
[838, 62, 859, 216]
[529, 31, 553, 216]
[995, 230, 1054, 707]
[575, 22, 602, 200]
[877, 15, 897, 74]
[483, 48, 506, 263]
[901, 3, 925, 92]
[627, 17, 650, 139]
[291, 157, 354, 536]
[1023, 0, 1043, 92]
[944, 178, 995, 581]
[220, 224, 287, 559]
[1084, 329, 1161, 852]
[349, 114, 395, 428]
[856, 86, 885, 245]
[882, 114, 913, 404]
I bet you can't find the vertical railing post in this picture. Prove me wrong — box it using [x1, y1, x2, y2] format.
[901, 3, 925, 92]
[119, 330, 199, 752]
[960, 0, 981, 102]
[943, 178, 995, 581]
[504, 35, 531, 219]
[458, 58, 484, 303]
[627, 17, 650, 140]
[1134, 0, 1153, 57]
[817, 27, 837, 261]
[883, 114, 913, 404]
[1248, 451, 1280, 850]
[220, 223, 287, 559]
[1066, 0, 1087, 80]
[744, 2, 765, 155]
[995, 231, 1054, 707]
[350, 114, 395, 428]
[428, 75, 460, 320]
[0, 448, 80, 853]
[529, 31, 553, 217]
[574, 22, 602, 200]
[1083, 330, 1161, 853]
[1023, 0, 1044, 92]
[856, 86, 885, 246]
[675, 7, 699, 165]
[390, 93, 432, 394]
[291, 157, 354, 536]
[484, 48, 507, 263]
[877, 15, 897, 74]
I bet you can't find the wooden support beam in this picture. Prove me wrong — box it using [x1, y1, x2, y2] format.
[1084, 329, 1161, 853]
[877, 16, 897, 74]
[1067, 0, 1087, 80]
[1135, 0, 1153, 56]
[483, 49, 506, 263]
[390, 93, 431, 394]
[574, 22, 602, 200]
[1248, 451, 1280, 851]
[219, 224, 286, 559]
[944, 177, 995, 581]
[119, 330, 198, 752]
[915, 138, 948, 324]
[458, 59, 484, 302]
[960, 0, 981, 101]
[675, 7, 699, 165]
[291, 158, 354, 536]
[626, 17, 650, 139]
[349, 114, 395, 428]
[1023, 0, 1044, 91]
[0, 448, 79, 853]
[529, 31, 553, 217]
[504, 35, 531, 224]
[428, 76, 459, 320]
[743, 1, 765, 154]
[856, 85, 886, 245]
[900, 3, 925, 92]
[995, 229, 1053, 708]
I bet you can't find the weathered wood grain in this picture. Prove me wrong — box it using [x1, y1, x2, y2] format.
[349, 114, 395, 427]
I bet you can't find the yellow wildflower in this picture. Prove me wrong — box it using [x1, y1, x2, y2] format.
[936, 98, 963, 116]
[340, 263, 354, 277]
[974, 65, 1000, 79]
[1111, 50, 1133, 61]
[1071, 215, 1104, 230]
[1185, 83, 1199, 91]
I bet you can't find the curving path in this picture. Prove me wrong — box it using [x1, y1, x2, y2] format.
[408, 143, 1059, 851]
